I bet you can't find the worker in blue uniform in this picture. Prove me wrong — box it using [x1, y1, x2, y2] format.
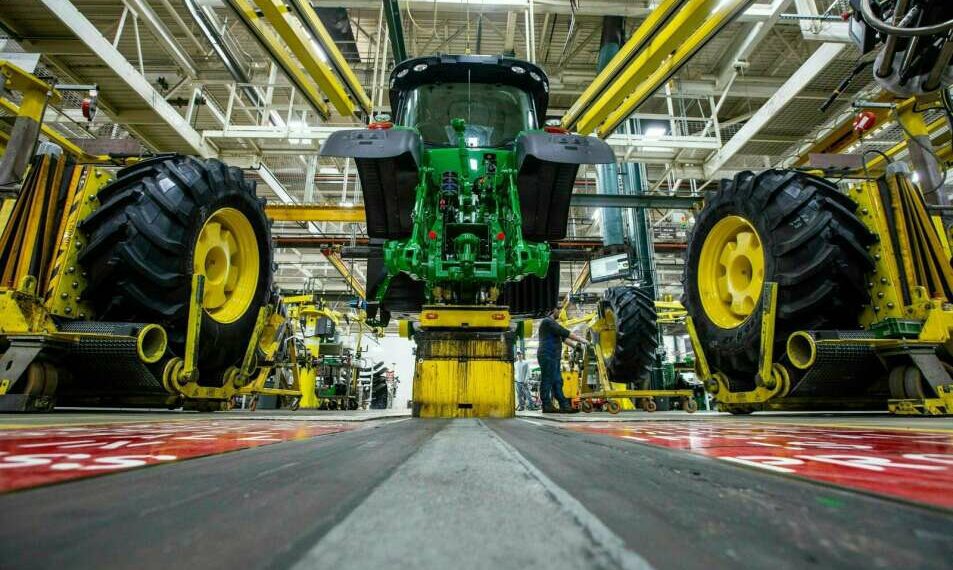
[537, 308, 588, 413]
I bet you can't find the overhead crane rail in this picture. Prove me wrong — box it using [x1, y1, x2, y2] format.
[562, 0, 754, 138]
[225, 0, 372, 119]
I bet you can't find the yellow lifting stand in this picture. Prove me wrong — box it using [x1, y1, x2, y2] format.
[572, 311, 696, 414]
[408, 306, 515, 418]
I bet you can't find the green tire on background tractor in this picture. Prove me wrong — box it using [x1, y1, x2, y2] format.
[79, 155, 273, 385]
[598, 286, 659, 384]
[683, 170, 874, 387]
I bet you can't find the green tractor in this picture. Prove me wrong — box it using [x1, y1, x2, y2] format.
[322, 55, 614, 324]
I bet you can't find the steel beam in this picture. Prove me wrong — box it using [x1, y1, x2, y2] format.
[322, 248, 366, 299]
[266, 204, 367, 222]
[37, 0, 215, 157]
[792, 0, 850, 42]
[563, 0, 752, 136]
[320, 0, 797, 20]
[714, 0, 790, 90]
[125, 0, 198, 78]
[570, 193, 702, 210]
[562, 0, 684, 130]
[704, 42, 845, 177]
[788, 93, 907, 167]
[252, 0, 357, 117]
[225, 0, 331, 119]
[289, 0, 372, 115]
[593, 0, 753, 138]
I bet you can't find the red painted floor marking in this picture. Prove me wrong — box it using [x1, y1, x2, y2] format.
[563, 421, 953, 509]
[0, 420, 355, 492]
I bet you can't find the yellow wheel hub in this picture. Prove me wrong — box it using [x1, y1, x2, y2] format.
[193, 207, 259, 324]
[698, 215, 764, 328]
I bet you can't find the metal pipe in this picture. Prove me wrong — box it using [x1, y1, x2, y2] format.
[382, 0, 408, 64]
[923, 34, 953, 93]
[125, 0, 199, 78]
[184, 0, 262, 108]
[861, 0, 953, 37]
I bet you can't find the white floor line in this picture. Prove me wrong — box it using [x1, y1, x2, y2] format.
[483, 420, 655, 570]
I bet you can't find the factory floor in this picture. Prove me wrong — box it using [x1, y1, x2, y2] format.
[1, 411, 951, 569]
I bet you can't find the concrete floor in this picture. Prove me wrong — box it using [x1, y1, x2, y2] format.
[0, 411, 951, 569]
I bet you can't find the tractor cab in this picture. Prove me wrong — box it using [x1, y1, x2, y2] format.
[388, 55, 549, 148]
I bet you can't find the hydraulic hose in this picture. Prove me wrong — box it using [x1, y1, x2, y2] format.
[860, 0, 953, 37]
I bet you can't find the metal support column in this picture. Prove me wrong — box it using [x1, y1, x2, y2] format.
[594, 16, 626, 247]
[382, 0, 407, 64]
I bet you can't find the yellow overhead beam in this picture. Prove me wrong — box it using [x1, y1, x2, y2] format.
[564, 0, 752, 137]
[863, 116, 950, 174]
[596, 0, 752, 138]
[265, 204, 366, 223]
[322, 248, 366, 299]
[561, 0, 685, 130]
[226, 0, 331, 120]
[793, 93, 908, 166]
[252, 0, 357, 117]
[288, 0, 372, 116]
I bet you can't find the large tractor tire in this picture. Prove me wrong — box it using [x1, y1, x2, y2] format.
[598, 286, 659, 384]
[683, 170, 874, 386]
[78, 155, 273, 384]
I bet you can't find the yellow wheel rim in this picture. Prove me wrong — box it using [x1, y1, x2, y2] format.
[598, 308, 617, 356]
[193, 207, 259, 324]
[698, 215, 764, 329]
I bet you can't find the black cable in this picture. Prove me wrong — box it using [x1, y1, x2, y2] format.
[860, 0, 953, 37]
[863, 148, 893, 165]
[820, 59, 873, 113]
[942, 88, 953, 142]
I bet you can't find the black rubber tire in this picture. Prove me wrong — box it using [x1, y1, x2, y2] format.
[366, 254, 425, 326]
[78, 155, 272, 384]
[599, 286, 658, 384]
[683, 170, 874, 386]
[501, 260, 561, 318]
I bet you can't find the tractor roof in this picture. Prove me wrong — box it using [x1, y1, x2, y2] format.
[388, 54, 550, 119]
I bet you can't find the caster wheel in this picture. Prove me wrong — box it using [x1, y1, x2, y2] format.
[581, 399, 593, 413]
[643, 399, 657, 413]
[606, 400, 621, 415]
[684, 398, 698, 413]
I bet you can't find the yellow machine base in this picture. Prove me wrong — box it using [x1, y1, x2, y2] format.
[411, 315, 516, 418]
[413, 358, 515, 418]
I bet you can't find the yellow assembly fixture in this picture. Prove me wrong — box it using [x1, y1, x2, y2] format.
[410, 306, 516, 418]
[687, 168, 953, 415]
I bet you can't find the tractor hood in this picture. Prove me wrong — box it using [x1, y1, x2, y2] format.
[389, 54, 550, 120]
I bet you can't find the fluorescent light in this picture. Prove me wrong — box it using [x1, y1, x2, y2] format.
[644, 127, 666, 139]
